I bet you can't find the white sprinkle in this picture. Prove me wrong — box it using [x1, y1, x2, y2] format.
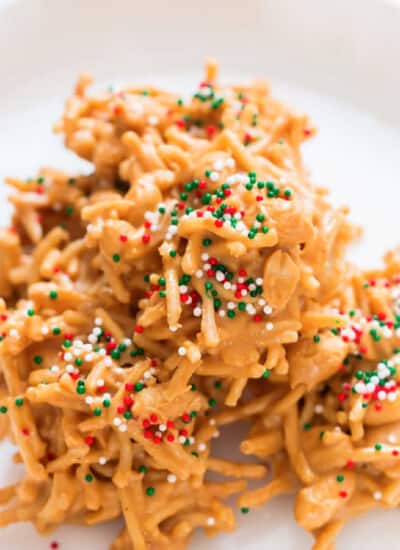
[169, 325, 178, 332]
[65, 364, 75, 373]
[265, 322, 274, 331]
[179, 285, 188, 294]
[227, 302, 235, 310]
[258, 298, 266, 306]
[216, 271, 225, 282]
[98, 348, 106, 356]
[255, 278, 263, 286]
[223, 281, 232, 290]
[226, 157, 235, 168]
[207, 517, 216, 526]
[203, 263, 211, 271]
[159, 424, 167, 432]
[387, 392, 397, 402]
[103, 393, 111, 400]
[198, 442, 206, 452]
[115, 367, 124, 374]
[50, 365, 59, 373]
[213, 160, 224, 171]
[366, 382, 375, 393]
[64, 352, 73, 362]
[98, 456, 107, 465]
[119, 424, 127, 432]
[195, 269, 204, 279]
[178, 435, 186, 444]
[201, 253, 209, 261]
[85, 353, 94, 362]
[124, 338, 132, 346]
[314, 404, 324, 414]
[378, 391, 386, 400]
[113, 418, 122, 427]
[209, 171, 219, 182]
[148, 115, 159, 126]
[373, 491, 382, 501]
[167, 473, 177, 484]
[104, 357, 112, 366]
[178, 346, 187, 356]
[92, 327, 102, 336]
[41, 326, 49, 335]
[193, 307, 202, 317]
[94, 317, 103, 326]
[263, 305, 272, 315]
[85, 396, 94, 404]
[88, 334, 97, 344]
[96, 379, 104, 387]
[143, 370, 152, 379]
[388, 434, 398, 444]
[218, 309, 226, 317]
[212, 430, 220, 439]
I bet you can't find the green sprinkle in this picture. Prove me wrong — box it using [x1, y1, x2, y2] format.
[211, 97, 224, 109]
[0, 406, 7, 414]
[110, 349, 121, 359]
[241, 507, 250, 514]
[134, 382, 144, 392]
[313, 335, 320, 343]
[146, 486, 155, 496]
[141, 90, 149, 96]
[261, 226, 269, 234]
[284, 188, 292, 198]
[205, 281, 213, 291]
[213, 298, 222, 309]
[169, 250, 177, 258]
[65, 205, 74, 216]
[102, 399, 111, 408]
[33, 355, 43, 365]
[177, 98, 184, 106]
[158, 205, 166, 214]
[63, 339, 72, 348]
[336, 474, 344, 482]
[238, 302, 246, 311]
[138, 465, 148, 473]
[159, 290, 166, 298]
[202, 238, 212, 247]
[75, 358, 83, 366]
[262, 369, 270, 379]
[144, 274, 150, 283]
[303, 422, 312, 431]
[67, 177, 76, 185]
[158, 277, 166, 286]
[256, 213, 265, 222]
[15, 398, 24, 407]
[227, 310, 236, 319]
[76, 384, 86, 395]
[112, 254, 121, 263]
[191, 383, 197, 392]
[208, 398, 217, 408]
[49, 290, 58, 300]
[93, 408, 102, 417]
[375, 443, 382, 451]
[27, 309, 35, 317]
[85, 474, 93, 482]
[124, 411, 132, 420]
[319, 431, 325, 440]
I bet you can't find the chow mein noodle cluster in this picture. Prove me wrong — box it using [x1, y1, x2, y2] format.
[0, 61, 399, 549]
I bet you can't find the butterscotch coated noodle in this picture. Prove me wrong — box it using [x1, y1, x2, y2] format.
[0, 61, 399, 549]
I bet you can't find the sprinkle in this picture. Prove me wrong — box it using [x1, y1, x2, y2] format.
[146, 486, 155, 496]
[177, 346, 187, 356]
[207, 517, 216, 526]
[167, 473, 177, 483]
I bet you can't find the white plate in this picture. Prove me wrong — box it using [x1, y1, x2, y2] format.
[1, 0, 400, 548]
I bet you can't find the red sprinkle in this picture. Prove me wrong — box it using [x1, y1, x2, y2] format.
[134, 325, 144, 334]
[119, 234, 128, 242]
[50, 542, 59, 550]
[142, 234, 151, 244]
[339, 490, 348, 499]
[150, 414, 158, 423]
[21, 427, 30, 436]
[125, 382, 134, 392]
[85, 436, 94, 446]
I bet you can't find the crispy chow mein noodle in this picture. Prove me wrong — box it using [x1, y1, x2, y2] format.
[0, 60, 398, 549]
